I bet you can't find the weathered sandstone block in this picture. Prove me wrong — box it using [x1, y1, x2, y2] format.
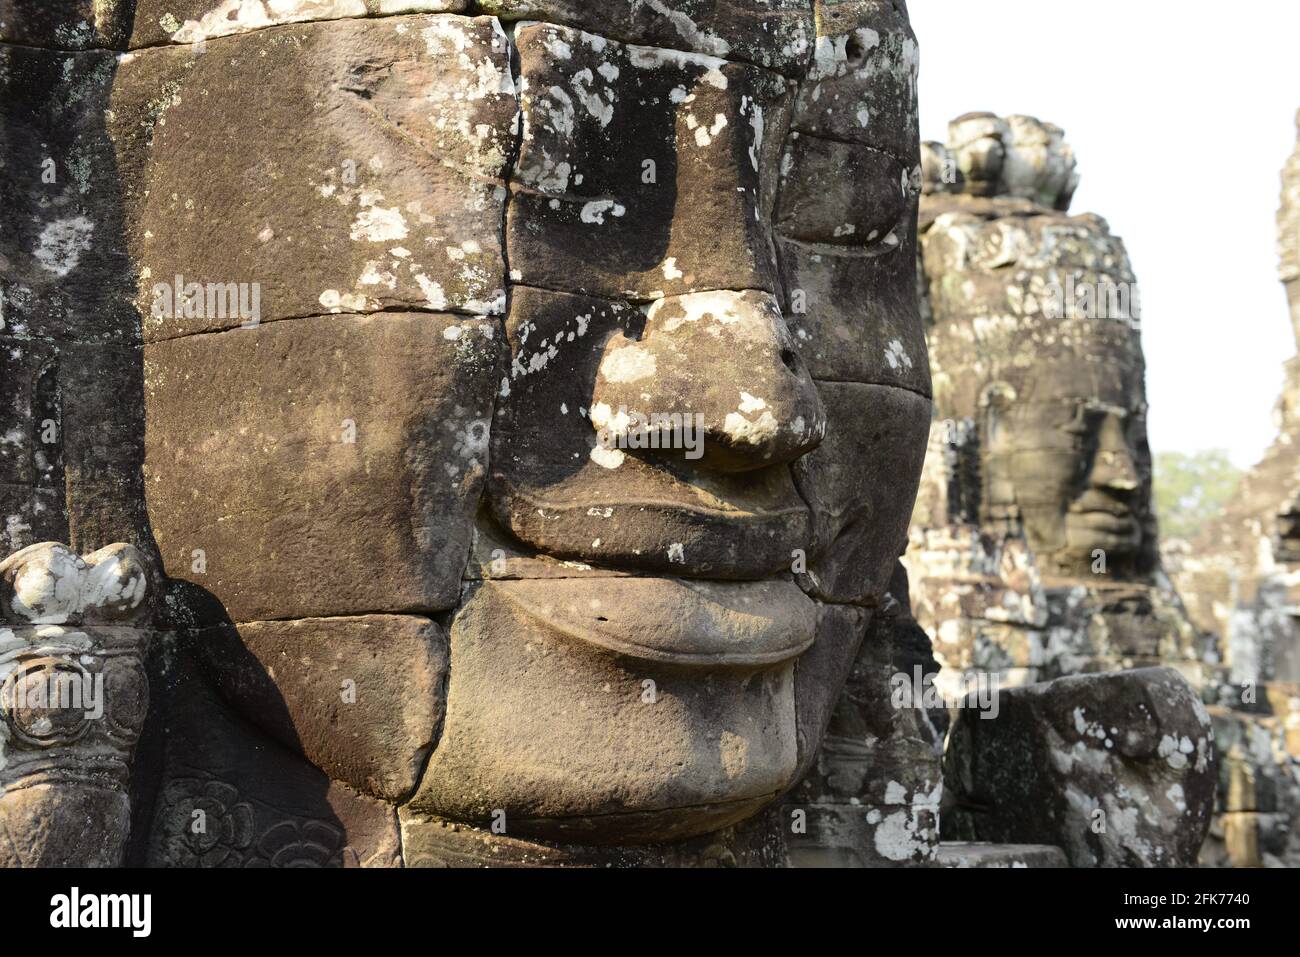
[944, 668, 1216, 867]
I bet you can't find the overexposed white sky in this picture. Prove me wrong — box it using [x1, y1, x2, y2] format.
[911, 0, 1300, 467]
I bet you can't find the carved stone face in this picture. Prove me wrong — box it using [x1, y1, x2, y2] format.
[980, 332, 1154, 579]
[116, 0, 928, 849]
[922, 180, 1155, 583]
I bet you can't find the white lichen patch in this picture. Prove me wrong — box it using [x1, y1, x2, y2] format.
[33, 216, 94, 277]
[723, 409, 779, 447]
[349, 200, 408, 243]
[580, 200, 626, 225]
[599, 345, 657, 384]
[869, 807, 930, 863]
[589, 445, 625, 469]
[168, 0, 367, 44]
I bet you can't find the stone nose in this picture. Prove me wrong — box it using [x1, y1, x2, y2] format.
[1088, 413, 1140, 494]
[590, 290, 826, 473]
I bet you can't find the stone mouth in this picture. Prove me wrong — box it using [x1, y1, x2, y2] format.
[1067, 509, 1139, 538]
[490, 474, 814, 579]
[495, 576, 817, 666]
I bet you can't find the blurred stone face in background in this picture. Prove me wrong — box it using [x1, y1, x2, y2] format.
[0, 0, 930, 859]
[981, 334, 1152, 580]
[919, 112, 1155, 583]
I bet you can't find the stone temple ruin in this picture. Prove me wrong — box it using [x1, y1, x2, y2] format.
[1164, 111, 1300, 867]
[0, 1, 1278, 869]
[909, 111, 1300, 867]
[907, 113, 1216, 865]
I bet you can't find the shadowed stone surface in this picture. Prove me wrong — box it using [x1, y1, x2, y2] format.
[143, 663, 401, 867]
[191, 615, 449, 802]
[144, 312, 498, 622]
[782, 564, 944, 867]
[507, 21, 790, 301]
[0, 0, 132, 49]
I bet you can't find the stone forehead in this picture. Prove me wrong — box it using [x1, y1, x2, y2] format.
[931, 318, 1146, 418]
[59, 1, 921, 76]
[924, 207, 1132, 273]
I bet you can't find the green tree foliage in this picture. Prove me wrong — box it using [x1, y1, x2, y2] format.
[1154, 450, 1243, 540]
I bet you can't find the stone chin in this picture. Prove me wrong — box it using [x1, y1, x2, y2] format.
[405, 575, 824, 845]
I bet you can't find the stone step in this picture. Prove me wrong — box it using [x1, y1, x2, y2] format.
[938, 842, 1068, 868]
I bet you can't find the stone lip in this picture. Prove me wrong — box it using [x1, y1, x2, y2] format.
[497, 576, 817, 666]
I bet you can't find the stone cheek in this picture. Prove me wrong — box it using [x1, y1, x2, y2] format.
[775, 228, 930, 394]
[190, 615, 449, 803]
[144, 312, 499, 622]
[111, 14, 515, 339]
[794, 382, 931, 606]
[777, 135, 910, 249]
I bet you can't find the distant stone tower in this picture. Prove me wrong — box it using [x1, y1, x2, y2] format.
[909, 113, 1219, 863]
[1172, 112, 1300, 688]
[1166, 111, 1300, 866]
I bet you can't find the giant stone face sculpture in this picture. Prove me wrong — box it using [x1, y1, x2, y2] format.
[0, 1, 930, 865]
[909, 113, 1207, 694]
[922, 113, 1154, 582]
